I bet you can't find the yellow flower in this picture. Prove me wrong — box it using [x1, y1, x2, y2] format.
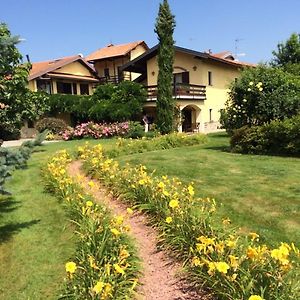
[247, 246, 258, 259]
[115, 215, 124, 225]
[228, 255, 239, 268]
[191, 256, 201, 266]
[163, 190, 170, 197]
[86, 200, 93, 207]
[119, 248, 130, 260]
[259, 87, 263, 91]
[215, 262, 230, 274]
[187, 184, 195, 196]
[88, 181, 95, 188]
[249, 81, 254, 86]
[92, 281, 104, 294]
[157, 181, 165, 189]
[127, 208, 134, 215]
[65, 261, 77, 274]
[222, 218, 231, 225]
[102, 283, 112, 299]
[169, 199, 179, 209]
[111, 228, 121, 236]
[114, 263, 125, 275]
[207, 262, 216, 275]
[249, 232, 260, 241]
[138, 179, 145, 185]
[165, 216, 173, 224]
[249, 296, 264, 300]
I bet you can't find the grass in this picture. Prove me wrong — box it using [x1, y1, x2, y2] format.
[0, 138, 116, 299]
[116, 133, 300, 246]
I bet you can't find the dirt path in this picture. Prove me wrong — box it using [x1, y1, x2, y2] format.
[68, 161, 207, 300]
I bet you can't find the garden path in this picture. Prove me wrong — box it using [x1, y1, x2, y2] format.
[68, 161, 207, 300]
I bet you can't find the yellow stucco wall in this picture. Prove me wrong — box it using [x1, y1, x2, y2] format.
[56, 61, 93, 76]
[28, 79, 37, 92]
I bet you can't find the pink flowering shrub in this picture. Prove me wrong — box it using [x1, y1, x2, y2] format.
[61, 121, 130, 140]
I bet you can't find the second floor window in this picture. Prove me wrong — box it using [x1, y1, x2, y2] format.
[208, 71, 212, 86]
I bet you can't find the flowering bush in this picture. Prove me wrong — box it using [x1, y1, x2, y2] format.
[43, 151, 140, 299]
[220, 65, 300, 133]
[61, 121, 130, 140]
[79, 143, 300, 300]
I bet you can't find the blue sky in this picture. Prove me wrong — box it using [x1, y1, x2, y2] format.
[1, 0, 299, 64]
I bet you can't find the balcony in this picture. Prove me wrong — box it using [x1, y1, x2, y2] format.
[98, 74, 131, 85]
[146, 83, 206, 101]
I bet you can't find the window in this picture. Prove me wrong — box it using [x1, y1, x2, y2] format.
[208, 71, 212, 86]
[56, 82, 72, 94]
[80, 83, 89, 95]
[173, 71, 189, 85]
[209, 109, 213, 122]
[104, 68, 110, 78]
[37, 79, 51, 93]
[72, 83, 77, 95]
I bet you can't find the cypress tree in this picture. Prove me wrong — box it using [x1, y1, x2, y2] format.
[154, 0, 176, 134]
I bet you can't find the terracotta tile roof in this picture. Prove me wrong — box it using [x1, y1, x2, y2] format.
[210, 51, 256, 67]
[86, 41, 148, 62]
[212, 51, 234, 60]
[29, 55, 96, 81]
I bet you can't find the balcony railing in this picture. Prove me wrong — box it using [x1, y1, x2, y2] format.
[146, 83, 206, 101]
[99, 74, 131, 84]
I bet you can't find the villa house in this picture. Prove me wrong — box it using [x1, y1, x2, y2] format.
[24, 54, 99, 137]
[121, 45, 254, 132]
[86, 41, 149, 84]
[28, 54, 99, 95]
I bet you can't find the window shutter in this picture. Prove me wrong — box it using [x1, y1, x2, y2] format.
[182, 72, 190, 84]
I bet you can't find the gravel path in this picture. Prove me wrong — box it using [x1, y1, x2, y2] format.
[68, 161, 207, 300]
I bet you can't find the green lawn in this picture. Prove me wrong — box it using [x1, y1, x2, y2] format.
[0, 138, 115, 300]
[117, 133, 300, 246]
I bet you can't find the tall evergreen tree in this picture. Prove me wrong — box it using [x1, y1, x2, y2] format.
[154, 0, 176, 134]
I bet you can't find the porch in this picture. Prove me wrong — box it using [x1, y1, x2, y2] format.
[146, 83, 206, 101]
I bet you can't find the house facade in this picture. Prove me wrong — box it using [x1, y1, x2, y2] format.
[28, 54, 99, 96]
[122, 45, 253, 132]
[86, 41, 148, 84]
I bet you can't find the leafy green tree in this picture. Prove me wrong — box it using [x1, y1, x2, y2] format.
[220, 65, 300, 133]
[272, 33, 300, 73]
[154, 0, 176, 134]
[0, 23, 49, 140]
[89, 81, 146, 122]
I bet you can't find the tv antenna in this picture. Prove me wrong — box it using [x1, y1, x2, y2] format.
[234, 38, 246, 60]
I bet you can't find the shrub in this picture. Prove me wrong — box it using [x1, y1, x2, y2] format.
[35, 117, 68, 134]
[61, 122, 130, 140]
[221, 65, 300, 133]
[230, 115, 300, 155]
[125, 122, 145, 139]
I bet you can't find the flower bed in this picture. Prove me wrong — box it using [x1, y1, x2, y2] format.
[79, 143, 300, 300]
[62, 121, 130, 140]
[43, 150, 140, 299]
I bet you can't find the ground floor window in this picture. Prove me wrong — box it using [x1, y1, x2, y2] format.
[56, 81, 72, 94]
[80, 83, 89, 95]
[37, 79, 51, 93]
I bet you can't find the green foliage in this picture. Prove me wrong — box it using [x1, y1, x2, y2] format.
[47, 82, 146, 123]
[220, 65, 300, 133]
[0, 23, 49, 139]
[155, 0, 176, 134]
[230, 115, 300, 155]
[272, 33, 300, 67]
[89, 81, 146, 122]
[48, 93, 91, 118]
[36, 117, 68, 134]
[101, 132, 207, 158]
[125, 122, 145, 139]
